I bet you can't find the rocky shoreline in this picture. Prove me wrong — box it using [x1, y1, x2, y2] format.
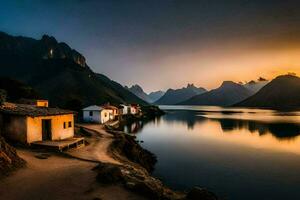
[103, 126, 218, 200]
[0, 135, 26, 178]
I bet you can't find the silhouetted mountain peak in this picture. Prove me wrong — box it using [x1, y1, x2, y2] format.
[220, 81, 240, 88]
[179, 80, 251, 106]
[186, 83, 195, 88]
[248, 80, 256, 85]
[274, 74, 298, 81]
[126, 84, 151, 102]
[236, 74, 300, 109]
[41, 34, 58, 45]
[155, 84, 206, 105]
[130, 84, 143, 92]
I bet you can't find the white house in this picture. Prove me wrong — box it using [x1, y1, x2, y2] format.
[82, 105, 111, 124]
[120, 104, 130, 115]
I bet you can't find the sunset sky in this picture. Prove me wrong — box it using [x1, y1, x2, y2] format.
[1, 0, 300, 92]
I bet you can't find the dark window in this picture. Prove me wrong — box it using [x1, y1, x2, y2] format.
[89, 111, 93, 116]
[63, 122, 66, 129]
[68, 121, 72, 128]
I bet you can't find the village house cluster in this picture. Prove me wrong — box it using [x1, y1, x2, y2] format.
[0, 100, 141, 148]
[82, 103, 141, 124]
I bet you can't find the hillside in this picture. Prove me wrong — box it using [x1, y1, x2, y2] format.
[236, 75, 300, 109]
[0, 77, 40, 102]
[179, 81, 252, 106]
[155, 84, 206, 105]
[0, 32, 147, 107]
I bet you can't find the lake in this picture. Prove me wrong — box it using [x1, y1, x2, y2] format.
[121, 106, 300, 200]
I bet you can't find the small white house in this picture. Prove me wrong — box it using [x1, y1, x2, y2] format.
[82, 105, 111, 124]
[120, 104, 130, 115]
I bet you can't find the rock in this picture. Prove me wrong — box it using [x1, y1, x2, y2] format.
[125, 181, 136, 189]
[110, 133, 157, 172]
[0, 135, 25, 178]
[186, 187, 217, 200]
[94, 164, 123, 184]
[128, 180, 160, 199]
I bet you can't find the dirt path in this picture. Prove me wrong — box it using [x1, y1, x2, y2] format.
[0, 125, 148, 200]
[68, 124, 121, 165]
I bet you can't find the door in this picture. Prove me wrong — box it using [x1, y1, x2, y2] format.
[42, 119, 52, 140]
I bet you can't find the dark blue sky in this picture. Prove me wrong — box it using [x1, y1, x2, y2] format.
[1, 0, 300, 92]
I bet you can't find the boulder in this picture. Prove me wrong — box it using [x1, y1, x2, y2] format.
[94, 164, 123, 184]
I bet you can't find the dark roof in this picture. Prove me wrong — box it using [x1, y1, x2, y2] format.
[0, 103, 75, 117]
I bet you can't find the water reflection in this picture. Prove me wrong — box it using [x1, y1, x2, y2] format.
[216, 118, 300, 140]
[122, 106, 300, 200]
[121, 110, 300, 140]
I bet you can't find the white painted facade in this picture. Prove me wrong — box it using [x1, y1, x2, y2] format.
[82, 105, 111, 124]
[120, 104, 130, 115]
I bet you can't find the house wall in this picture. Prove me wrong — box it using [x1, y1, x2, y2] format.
[100, 110, 110, 123]
[83, 110, 100, 123]
[27, 114, 74, 143]
[107, 109, 114, 120]
[121, 105, 128, 115]
[1, 114, 27, 143]
[83, 110, 111, 124]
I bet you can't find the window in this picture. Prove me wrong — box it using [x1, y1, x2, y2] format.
[68, 121, 72, 128]
[89, 111, 93, 116]
[105, 113, 107, 117]
[63, 122, 66, 129]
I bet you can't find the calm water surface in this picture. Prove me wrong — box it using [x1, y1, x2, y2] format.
[121, 106, 300, 200]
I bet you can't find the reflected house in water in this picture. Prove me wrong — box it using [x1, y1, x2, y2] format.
[0, 102, 75, 144]
[123, 120, 144, 133]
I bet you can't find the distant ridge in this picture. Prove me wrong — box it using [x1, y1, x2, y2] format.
[179, 81, 252, 106]
[235, 75, 300, 109]
[0, 32, 147, 107]
[155, 84, 207, 105]
[148, 90, 165, 103]
[243, 78, 269, 94]
[126, 84, 151, 103]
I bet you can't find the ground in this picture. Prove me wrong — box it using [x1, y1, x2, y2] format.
[0, 124, 147, 200]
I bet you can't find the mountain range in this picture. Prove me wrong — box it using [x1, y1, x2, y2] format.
[148, 91, 165, 103]
[0, 32, 147, 108]
[155, 84, 207, 105]
[2, 32, 299, 110]
[179, 81, 252, 106]
[236, 75, 300, 109]
[126, 84, 165, 103]
[244, 79, 269, 94]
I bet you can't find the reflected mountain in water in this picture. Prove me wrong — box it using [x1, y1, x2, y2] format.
[216, 118, 300, 140]
[121, 109, 300, 140]
[125, 107, 300, 200]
